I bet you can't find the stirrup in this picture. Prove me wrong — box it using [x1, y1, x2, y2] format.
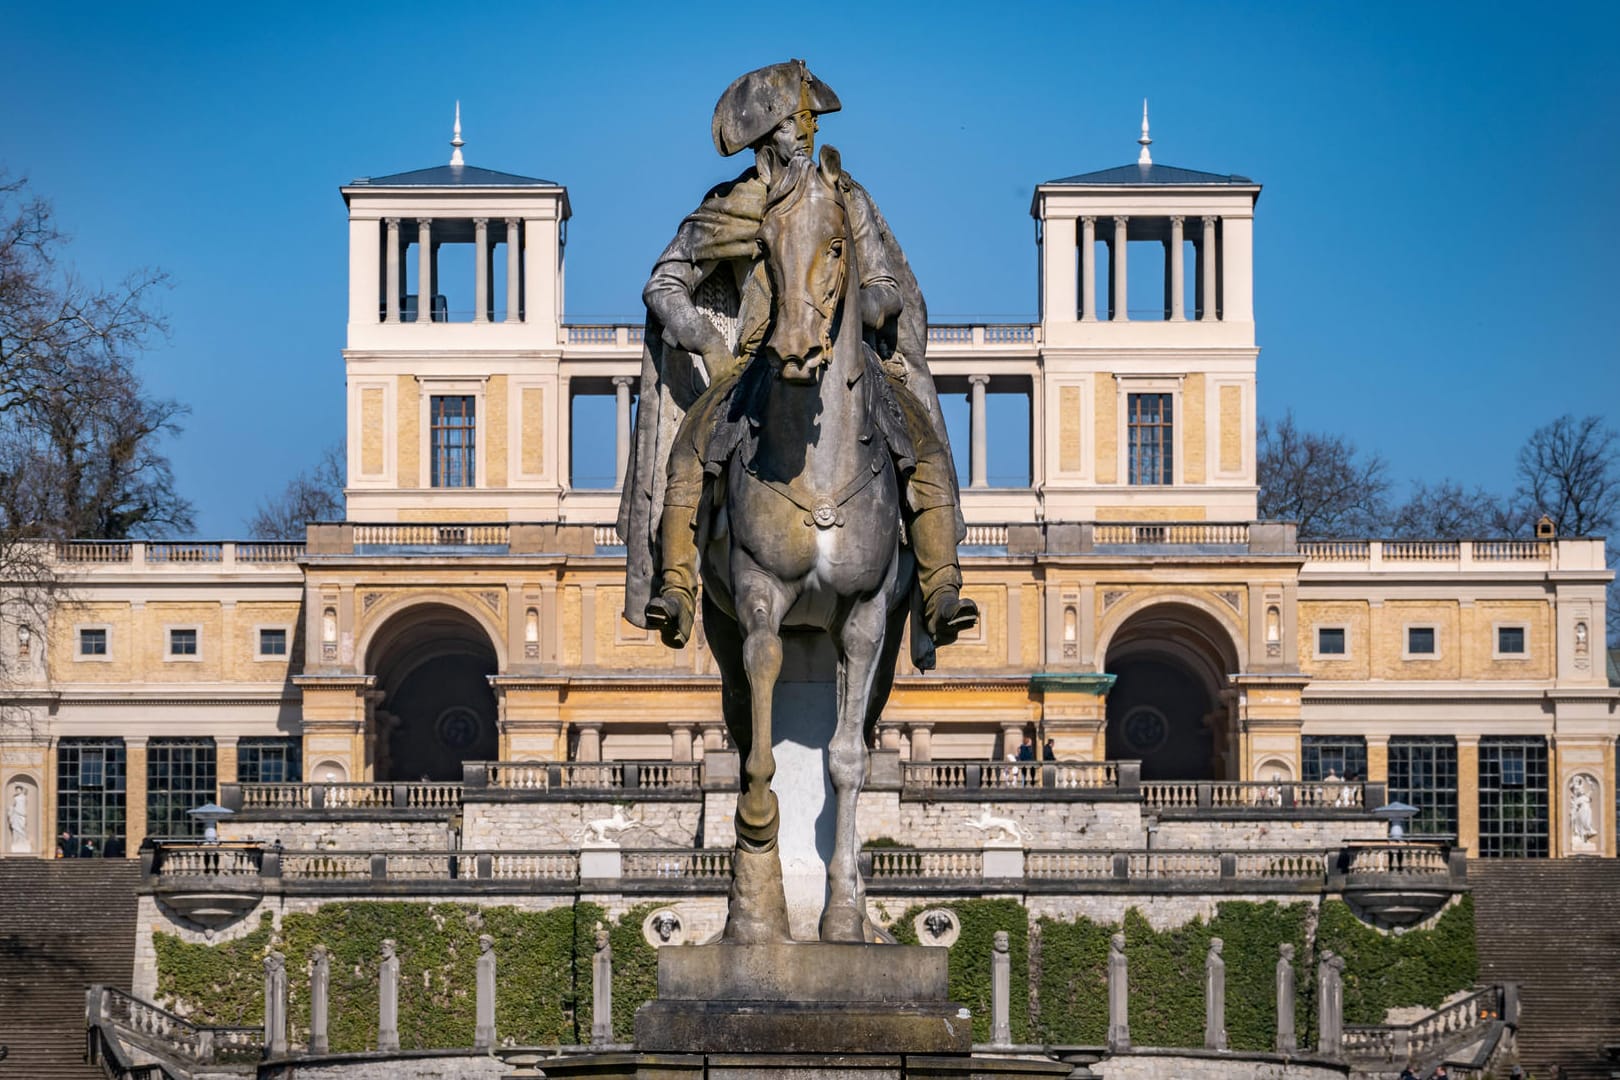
[644, 591, 695, 649]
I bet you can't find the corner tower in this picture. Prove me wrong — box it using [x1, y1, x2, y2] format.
[339, 119, 572, 522]
[1032, 111, 1261, 523]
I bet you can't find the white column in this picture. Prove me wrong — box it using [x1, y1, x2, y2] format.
[1169, 215, 1185, 321]
[1040, 214, 1077, 325]
[505, 218, 521, 323]
[384, 218, 401, 323]
[473, 218, 489, 323]
[613, 376, 635, 486]
[968, 375, 990, 489]
[1201, 216, 1218, 322]
[1080, 216, 1097, 321]
[416, 219, 433, 324]
[1111, 216, 1129, 321]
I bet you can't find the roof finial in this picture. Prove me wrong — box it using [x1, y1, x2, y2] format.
[1137, 99, 1152, 166]
[450, 101, 465, 167]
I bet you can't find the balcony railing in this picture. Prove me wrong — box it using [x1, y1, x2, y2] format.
[925, 323, 1039, 347]
[471, 760, 702, 795]
[1141, 779, 1376, 813]
[1300, 538, 1556, 567]
[900, 760, 1132, 798]
[224, 781, 464, 813]
[1094, 523, 1250, 546]
[352, 523, 510, 548]
[1343, 984, 1514, 1067]
[88, 985, 262, 1069]
[54, 540, 305, 566]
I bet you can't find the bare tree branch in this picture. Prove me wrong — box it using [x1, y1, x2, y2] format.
[245, 442, 344, 539]
[1257, 412, 1391, 538]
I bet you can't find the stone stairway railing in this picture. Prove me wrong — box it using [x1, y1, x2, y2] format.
[1342, 984, 1518, 1074]
[87, 985, 261, 1076]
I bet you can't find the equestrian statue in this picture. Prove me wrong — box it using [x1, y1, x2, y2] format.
[617, 60, 977, 944]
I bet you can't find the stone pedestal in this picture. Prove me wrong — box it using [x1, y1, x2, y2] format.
[634, 943, 970, 1057]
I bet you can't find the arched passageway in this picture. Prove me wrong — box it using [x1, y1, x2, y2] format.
[1103, 602, 1241, 781]
[364, 603, 499, 781]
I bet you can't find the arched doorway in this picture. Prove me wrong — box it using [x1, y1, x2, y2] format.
[364, 603, 499, 781]
[1102, 602, 1241, 781]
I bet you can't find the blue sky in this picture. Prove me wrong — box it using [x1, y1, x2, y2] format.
[9, 2, 1619, 534]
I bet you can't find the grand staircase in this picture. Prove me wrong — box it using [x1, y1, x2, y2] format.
[0, 859, 141, 1079]
[1472, 858, 1620, 1079]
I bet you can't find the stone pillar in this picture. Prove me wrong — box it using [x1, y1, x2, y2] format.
[474, 218, 490, 323]
[384, 219, 401, 323]
[505, 219, 521, 323]
[215, 736, 238, 793]
[1110, 216, 1129, 321]
[263, 951, 287, 1056]
[1107, 932, 1129, 1051]
[1317, 950, 1343, 1057]
[1080, 216, 1097, 321]
[1000, 723, 1025, 760]
[574, 723, 603, 763]
[968, 375, 990, 489]
[310, 946, 330, 1054]
[1200, 217, 1218, 322]
[909, 722, 934, 762]
[879, 724, 903, 752]
[669, 723, 695, 763]
[124, 737, 148, 858]
[475, 934, 496, 1051]
[416, 220, 433, 324]
[1456, 735, 1480, 856]
[990, 930, 1012, 1046]
[700, 722, 726, 754]
[614, 376, 635, 487]
[591, 925, 613, 1045]
[1041, 214, 1078, 324]
[1275, 943, 1295, 1053]
[1204, 937, 1226, 1050]
[378, 939, 400, 1052]
[1169, 216, 1185, 320]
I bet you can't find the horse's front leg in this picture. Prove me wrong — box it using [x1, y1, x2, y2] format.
[724, 564, 795, 943]
[821, 594, 889, 943]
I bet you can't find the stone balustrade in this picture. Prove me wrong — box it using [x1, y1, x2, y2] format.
[53, 539, 305, 566]
[225, 780, 464, 813]
[1343, 983, 1516, 1069]
[902, 759, 1134, 800]
[1142, 780, 1382, 815]
[87, 984, 262, 1069]
[469, 759, 703, 797]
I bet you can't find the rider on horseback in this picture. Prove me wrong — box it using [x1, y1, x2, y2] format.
[625, 59, 978, 654]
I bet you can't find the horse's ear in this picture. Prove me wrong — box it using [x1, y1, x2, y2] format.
[819, 144, 843, 185]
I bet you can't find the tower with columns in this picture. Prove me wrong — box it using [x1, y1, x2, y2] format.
[1029, 114, 1260, 524]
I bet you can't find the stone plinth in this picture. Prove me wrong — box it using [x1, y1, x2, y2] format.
[633, 943, 971, 1058]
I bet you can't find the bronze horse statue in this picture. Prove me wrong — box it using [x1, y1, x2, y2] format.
[698, 147, 912, 944]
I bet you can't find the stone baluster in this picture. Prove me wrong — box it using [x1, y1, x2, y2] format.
[1204, 937, 1226, 1050]
[475, 934, 496, 1051]
[378, 939, 400, 1052]
[263, 951, 287, 1057]
[591, 924, 613, 1045]
[311, 946, 330, 1054]
[1275, 942, 1296, 1053]
[990, 930, 1012, 1046]
[1107, 932, 1130, 1051]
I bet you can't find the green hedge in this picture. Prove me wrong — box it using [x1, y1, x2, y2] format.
[1034, 902, 1312, 1051]
[1317, 895, 1477, 1025]
[889, 898, 1030, 1043]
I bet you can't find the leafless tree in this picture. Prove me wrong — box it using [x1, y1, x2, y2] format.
[244, 442, 345, 539]
[1257, 412, 1391, 538]
[1389, 480, 1513, 540]
[1510, 415, 1620, 538]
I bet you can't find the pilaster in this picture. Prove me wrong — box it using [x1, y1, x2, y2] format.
[1455, 735, 1480, 857]
[124, 736, 148, 856]
[488, 676, 566, 762]
[1231, 674, 1309, 782]
[1032, 672, 1115, 761]
[293, 675, 377, 782]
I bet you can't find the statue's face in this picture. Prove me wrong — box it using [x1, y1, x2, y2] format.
[764, 111, 816, 165]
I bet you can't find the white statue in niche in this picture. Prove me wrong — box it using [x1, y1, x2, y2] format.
[8, 784, 29, 853]
[964, 803, 1023, 847]
[580, 806, 639, 847]
[1569, 774, 1598, 847]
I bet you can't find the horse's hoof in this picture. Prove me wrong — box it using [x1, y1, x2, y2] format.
[644, 594, 694, 649]
[818, 905, 866, 943]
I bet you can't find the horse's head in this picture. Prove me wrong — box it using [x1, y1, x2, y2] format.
[758, 145, 850, 384]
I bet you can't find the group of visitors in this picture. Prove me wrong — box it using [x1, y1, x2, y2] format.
[55, 828, 123, 858]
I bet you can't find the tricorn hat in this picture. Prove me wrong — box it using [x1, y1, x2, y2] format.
[711, 59, 841, 157]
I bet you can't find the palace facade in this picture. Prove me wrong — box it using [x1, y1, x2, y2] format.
[1, 137, 1614, 865]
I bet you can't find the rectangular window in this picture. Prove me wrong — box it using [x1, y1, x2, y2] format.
[1316, 627, 1347, 656]
[1302, 736, 1368, 782]
[168, 628, 198, 657]
[238, 737, 302, 784]
[1406, 626, 1436, 656]
[258, 628, 288, 657]
[1126, 393, 1173, 485]
[1478, 736, 1550, 858]
[147, 738, 217, 839]
[430, 395, 476, 488]
[1388, 736, 1459, 839]
[1496, 625, 1526, 656]
[79, 627, 108, 656]
[56, 738, 126, 857]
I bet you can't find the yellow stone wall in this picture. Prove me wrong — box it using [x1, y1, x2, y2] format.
[396, 374, 420, 486]
[1300, 599, 1554, 681]
[1298, 601, 1371, 680]
[1218, 384, 1243, 473]
[520, 386, 545, 476]
[1058, 385, 1082, 473]
[1096, 506, 1208, 521]
[485, 375, 508, 487]
[50, 600, 302, 684]
[360, 387, 385, 475]
[1093, 372, 1117, 484]
[1181, 373, 1206, 484]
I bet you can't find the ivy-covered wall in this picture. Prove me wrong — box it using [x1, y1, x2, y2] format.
[153, 895, 1478, 1052]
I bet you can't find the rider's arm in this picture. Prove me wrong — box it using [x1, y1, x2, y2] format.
[644, 259, 733, 383]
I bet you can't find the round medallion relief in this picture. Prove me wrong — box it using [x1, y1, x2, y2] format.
[642, 906, 686, 947]
[1120, 705, 1169, 756]
[914, 907, 960, 947]
[436, 706, 483, 750]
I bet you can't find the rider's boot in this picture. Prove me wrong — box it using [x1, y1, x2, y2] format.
[910, 505, 978, 646]
[644, 502, 699, 648]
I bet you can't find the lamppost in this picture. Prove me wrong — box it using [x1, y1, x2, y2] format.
[186, 802, 234, 844]
[1373, 801, 1419, 840]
